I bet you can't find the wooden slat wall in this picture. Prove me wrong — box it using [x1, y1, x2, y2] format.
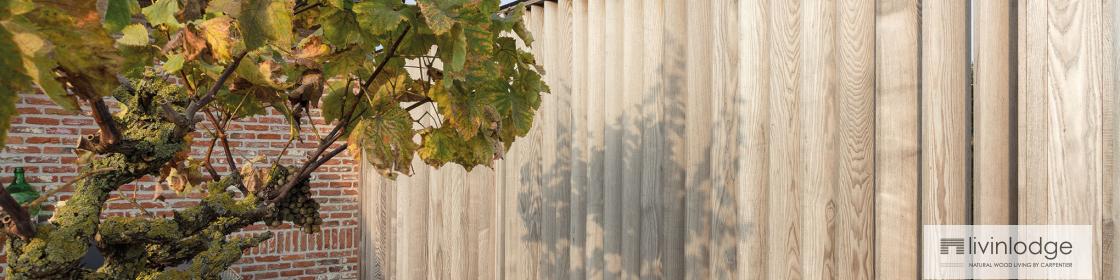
[356, 1, 1120, 279]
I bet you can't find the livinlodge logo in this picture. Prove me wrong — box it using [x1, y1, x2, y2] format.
[938, 236, 1073, 260]
[922, 225, 1092, 279]
[939, 238, 965, 255]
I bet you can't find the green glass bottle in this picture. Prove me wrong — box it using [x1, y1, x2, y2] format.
[7, 167, 40, 217]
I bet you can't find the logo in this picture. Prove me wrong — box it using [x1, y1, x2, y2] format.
[940, 238, 965, 255]
[923, 225, 1092, 279]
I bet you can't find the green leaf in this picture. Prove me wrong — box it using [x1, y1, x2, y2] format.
[418, 126, 496, 171]
[351, 101, 417, 179]
[320, 78, 352, 124]
[492, 69, 543, 146]
[240, 0, 294, 50]
[430, 81, 490, 140]
[216, 90, 266, 118]
[117, 23, 149, 46]
[318, 6, 362, 46]
[142, 0, 181, 28]
[3, 20, 79, 112]
[162, 53, 184, 73]
[0, 26, 28, 149]
[353, 0, 407, 36]
[102, 0, 136, 32]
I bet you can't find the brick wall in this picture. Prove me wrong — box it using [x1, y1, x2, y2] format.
[0, 93, 361, 279]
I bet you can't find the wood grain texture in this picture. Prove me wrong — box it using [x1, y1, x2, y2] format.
[920, 0, 967, 232]
[708, 0, 738, 278]
[659, 0, 689, 279]
[619, 0, 644, 278]
[584, 0, 606, 278]
[684, 0, 713, 278]
[973, 0, 1014, 226]
[428, 165, 466, 279]
[738, 0, 770, 279]
[539, 3, 564, 278]
[398, 157, 429, 279]
[875, 0, 920, 278]
[549, 2, 575, 279]
[799, 0, 836, 278]
[638, 0, 664, 278]
[359, 160, 394, 280]
[767, 0, 802, 279]
[1043, 0, 1107, 277]
[835, 0, 875, 278]
[567, 0, 589, 278]
[602, 0, 624, 277]
[1017, 0, 1049, 228]
[466, 168, 498, 280]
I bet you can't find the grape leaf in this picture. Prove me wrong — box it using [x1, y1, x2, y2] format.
[198, 16, 238, 62]
[418, 126, 496, 171]
[141, 0, 181, 28]
[117, 23, 149, 46]
[26, 4, 123, 98]
[0, 25, 28, 149]
[102, 0, 136, 32]
[318, 5, 362, 46]
[353, 0, 407, 36]
[492, 69, 543, 146]
[3, 20, 77, 112]
[240, 0, 293, 50]
[430, 81, 491, 140]
[416, 0, 461, 35]
[162, 53, 184, 73]
[350, 101, 417, 179]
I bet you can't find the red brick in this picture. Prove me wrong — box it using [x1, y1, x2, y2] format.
[280, 270, 303, 277]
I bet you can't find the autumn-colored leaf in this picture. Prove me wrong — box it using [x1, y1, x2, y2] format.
[198, 16, 238, 62]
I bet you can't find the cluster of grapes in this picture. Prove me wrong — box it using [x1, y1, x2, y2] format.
[262, 166, 324, 234]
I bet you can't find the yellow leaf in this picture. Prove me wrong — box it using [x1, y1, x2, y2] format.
[199, 16, 236, 62]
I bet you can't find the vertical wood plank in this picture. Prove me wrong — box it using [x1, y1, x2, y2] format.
[397, 158, 429, 279]
[920, 0, 968, 232]
[875, 0, 920, 278]
[836, 0, 876, 278]
[973, 0, 1014, 225]
[620, 0, 644, 279]
[466, 168, 497, 280]
[738, 0, 770, 278]
[1017, 0, 1049, 228]
[428, 166, 466, 279]
[638, 0, 665, 278]
[551, 2, 575, 279]
[659, 0, 689, 278]
[602, 0, 625, 277]
[540, 2, 572, 278]
[685, 0, 713, 278]
[584, 0, 607, 278]
[640, 1, 663, 278]
[767, 0, 802, 278]
[359, 160, 395, 280]
[709, 0, 739, 278]
[799, 0, 836, 278]
[568, 0, 589, 278]
[1045, 0, 1107, 277]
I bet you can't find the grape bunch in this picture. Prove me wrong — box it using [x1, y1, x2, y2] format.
[262, 166, 324, 234]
